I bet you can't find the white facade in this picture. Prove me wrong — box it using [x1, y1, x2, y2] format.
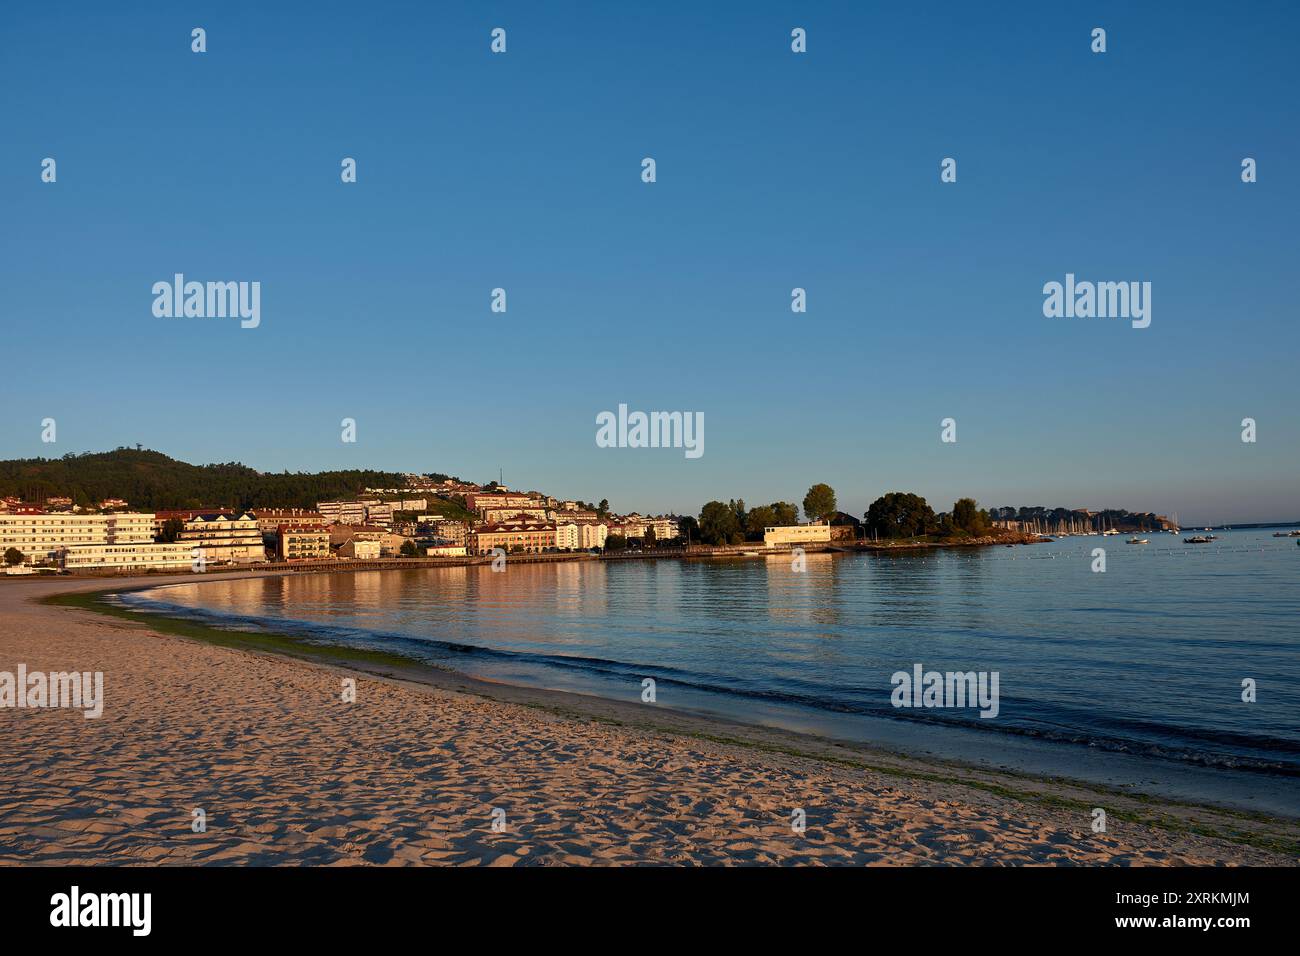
[0, 512, 158, 566]
[579, 523, 608, 550]
[62, 542, 195, 571]
[762, 523, 832, 548]
[424, 544, 467, 557]
[555, 523, 580, 551]
[339, 538, 381, 560]
[651, 517, 680, 540]
[316, 500, 368, 524]
[178, 513, 264, 564]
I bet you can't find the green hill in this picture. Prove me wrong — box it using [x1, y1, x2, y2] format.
[0, 448, 429, 511]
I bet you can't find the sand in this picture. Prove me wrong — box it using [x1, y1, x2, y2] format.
[0, 573, 1294, 866]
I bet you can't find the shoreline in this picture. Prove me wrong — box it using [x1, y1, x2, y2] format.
[2, 570, 1293, 863]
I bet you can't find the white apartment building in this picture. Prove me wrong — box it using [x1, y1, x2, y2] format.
[361, 502, 394, 526]
[463, 492, 543, 512]
[762, 522, 832, 548]
[316, 500, 368, 524]
[424, 544, 467, 557]
[0, 512, 158, 566]
[555, 523, 580, 551]
[651, 517, 680, 540]
[481, 506, 551, 523]
[62, 541, 195, 571]
[316, 500, 405, 527]
[579, 523, 608, 550]
[178, 513, 265, 564]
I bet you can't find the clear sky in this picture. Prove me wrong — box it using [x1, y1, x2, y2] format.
[2, 1, 1296, 524]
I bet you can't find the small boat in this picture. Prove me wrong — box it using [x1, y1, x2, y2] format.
[1183, 536, 1212, 544]
[1127, 537, 1149, 544]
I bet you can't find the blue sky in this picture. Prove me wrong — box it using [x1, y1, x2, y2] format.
[2, 1, 1296, 524]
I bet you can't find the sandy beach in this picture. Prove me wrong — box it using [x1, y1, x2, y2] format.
[1, 573, 1295, 866]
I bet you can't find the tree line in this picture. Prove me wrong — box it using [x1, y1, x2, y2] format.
[690, 484, 997, 545]
[0, 448, 419, 511]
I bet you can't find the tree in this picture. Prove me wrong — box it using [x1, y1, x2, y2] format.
[4, 548, 24, 566]
[698, 501, 740, 545]
[951, 498, 989, 535]
[803, 484, 837, 523]
[597, 498, 609, 518]
[159, 517, 185, 543]
[644, 525, 657, 549]
[399, 540, 419, 557]
[864, 492, 937, 539]
[746, 505, 777, 539]
[770, 501, 799, 526]
[678, 515, 700, 544]
[605, 533, 627, 551]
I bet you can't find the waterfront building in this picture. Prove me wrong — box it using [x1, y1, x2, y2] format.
[61, 541, 195, 571]
[470, 521, 557, 555]
[178, 513, 265, 564]
[579, 523, 608, 550]
[0, 512, 158, 566]
[555, 522, 580, 551]
[337, 538, 381, 560]
[424, 544, 468, 557]
[762, 522, 832, 548]
[650, 517, 681, 540]
[276, 524, 331, 561]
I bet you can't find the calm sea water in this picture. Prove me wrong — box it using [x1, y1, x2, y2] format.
[122, 528, 1300, 814]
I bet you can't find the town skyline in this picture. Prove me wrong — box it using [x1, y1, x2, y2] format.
[0, 444, 1292, 529]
